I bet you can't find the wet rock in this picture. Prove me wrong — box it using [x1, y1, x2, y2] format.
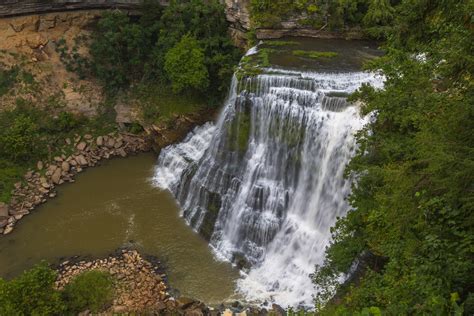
[272, 304, 286, 316]
[177, 297, 196, 309]
[3, 225, 14, 235]
[0, 218, 8, 229]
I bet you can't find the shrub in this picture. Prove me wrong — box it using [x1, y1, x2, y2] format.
[62, 270, 114, 313]
[0, 65, 19, 96]
[0, 263, 66, 315]
[0, 114, 41, 163]
[164, 34, 209, 93]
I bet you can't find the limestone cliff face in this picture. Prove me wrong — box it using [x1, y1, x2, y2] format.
[224, 0, 251, 47]
[0, 11, 105, 116]
[223, 0, 363, 44]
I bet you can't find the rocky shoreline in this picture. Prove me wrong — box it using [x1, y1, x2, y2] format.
[0, 132, 151, 236]
[54, 249, 287, 316]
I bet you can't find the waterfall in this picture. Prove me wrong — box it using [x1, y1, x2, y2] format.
[153, 67, 383, 307]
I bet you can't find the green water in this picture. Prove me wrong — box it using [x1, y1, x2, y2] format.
[0, 153, 239, 304]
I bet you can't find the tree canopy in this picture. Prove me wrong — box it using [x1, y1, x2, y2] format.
[313, 0, 474, 314]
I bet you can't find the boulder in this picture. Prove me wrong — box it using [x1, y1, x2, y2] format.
[96, 136, 104, 146]
[76, 141, 87, 151]
[176, 297, 196, 310]
[3, 225, 13, 235]
[61, 161, 70, 172]
[114, 139, 124, 148]
[75, 155, 88, 166]
[51, 168, 62, 185]
[0, 202, 9, 218]
[106, 138, 116, 148]
[0, 218, 7, 229]
[271, 304, 286, 316]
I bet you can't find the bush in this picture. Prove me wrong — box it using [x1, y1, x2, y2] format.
[165, 34, 209, 93]
[63, 270, 114, 313]
[0, 65, 19, 96]
[0, 114, 41, 163]
[0, 263, 66, 315]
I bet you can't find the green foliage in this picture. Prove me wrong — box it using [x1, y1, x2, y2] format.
[63, 270, 114, 313]
[0, 101, 116, 202]
[0, 65, 35, 96]
[88, 0, 241, 100]
[133, 83, 206, 125]
[0, 114, 41, 163]
[249, 0, 396, 38]
[0, 265, 115, 315]
[165, 35, 209, 93]
[0, 262, 66, 315]
[89, 11, 145, 91]
[313, 0, 474, 314]
[0, 65, 19, 96]
[55, 36, 91, 79]
[293, 50, 338, 59]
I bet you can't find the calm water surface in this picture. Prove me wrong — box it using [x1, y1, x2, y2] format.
[0, 153, 239, 304]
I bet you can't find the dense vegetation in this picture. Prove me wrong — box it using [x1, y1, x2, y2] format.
[250, 0, 397, 38]
[87, 0, 240, 101]
[0, 98, 116, 203]
[0, 0, 241, 203]
[0, 263, 113, 315]
[312, 0, 473, 314]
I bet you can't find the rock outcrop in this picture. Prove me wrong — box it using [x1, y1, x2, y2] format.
[224, 0, 251, 47]
[0, 0, 145, 17]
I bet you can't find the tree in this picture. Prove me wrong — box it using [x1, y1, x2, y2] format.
[313, 0, 474, 314]
[164, 34, 209, 93]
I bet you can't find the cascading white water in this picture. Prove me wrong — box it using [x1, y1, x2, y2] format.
[153, 65, 383, 307]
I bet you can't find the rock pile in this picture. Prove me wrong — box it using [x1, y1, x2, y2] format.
[55, 249, 289, 315]
[0, 132, 150, 236]
[55, 249, 212, 315]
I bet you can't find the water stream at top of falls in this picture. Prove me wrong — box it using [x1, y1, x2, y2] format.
[153, 47, 383, 307]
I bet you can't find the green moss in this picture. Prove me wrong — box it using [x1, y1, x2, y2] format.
[264, 40, 299, 47]
[293, 50, 338, 59]
[198, 191, 222, 241]
[226, 109, 251, 154]
[235, 48, 275, 81]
